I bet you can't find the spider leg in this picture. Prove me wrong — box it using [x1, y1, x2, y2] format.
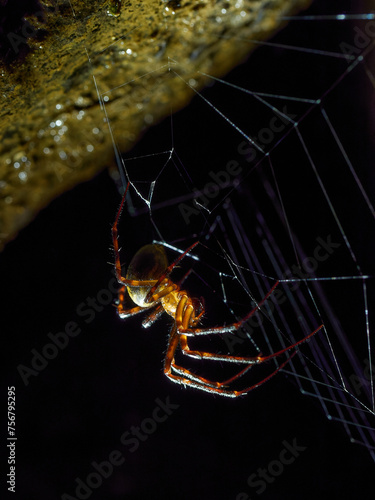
[168, 292, 321, 396]
[215, 353, 297, 388]
[175, 349, 298, 395]
[179, 335, 261, 364]
[164, 325, 235, 394]
[115, 286, 137, 318]
[148, 281, 178, 302]
[144, 241, 199, 303]
[179, 324, 323, 364]
[175, 268, 195, 288]
[230, 351, 298, 396]
[175, 280, 321, 360]
[174, 280, 322, 383]
[112, 182, 158, 288]
[142, 303, 164, 328]
[178, 281, 280, 336]
[164, 325, 299, 398]
[178, 323, 320, 392]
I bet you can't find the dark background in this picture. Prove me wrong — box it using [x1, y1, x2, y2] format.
[2, 1, 375, 499]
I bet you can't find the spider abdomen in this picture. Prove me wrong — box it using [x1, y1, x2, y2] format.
[126, 244, 168, 307]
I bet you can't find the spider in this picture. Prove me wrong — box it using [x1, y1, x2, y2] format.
[112, 183, 323, 398]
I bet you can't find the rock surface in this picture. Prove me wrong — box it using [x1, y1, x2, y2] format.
[0, 0, 311, 249]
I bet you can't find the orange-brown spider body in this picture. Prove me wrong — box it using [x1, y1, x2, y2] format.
[112, 183, 323, 397]
[120, 243, 203, 330]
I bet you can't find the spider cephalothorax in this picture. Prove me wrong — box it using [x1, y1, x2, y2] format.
[112, 183, 323, 397]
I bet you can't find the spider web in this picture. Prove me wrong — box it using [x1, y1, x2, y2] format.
[88, 2, 375, 463]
